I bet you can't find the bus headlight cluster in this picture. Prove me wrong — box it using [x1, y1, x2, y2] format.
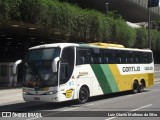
[23, 91, 29, 95]
[46, 91, 58, 95]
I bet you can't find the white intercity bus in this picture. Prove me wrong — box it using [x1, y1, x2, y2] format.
[22, 43, 154, 103]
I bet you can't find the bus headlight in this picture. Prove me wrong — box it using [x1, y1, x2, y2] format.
[46, 91, 57, 95]
[23, 91, 29, 95]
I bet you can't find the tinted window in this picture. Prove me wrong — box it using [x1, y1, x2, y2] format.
[60, 47, 75, 85]
[76, 47, 153, 64]
[76, 47, 92, 65]
[27, 48, 60, 61]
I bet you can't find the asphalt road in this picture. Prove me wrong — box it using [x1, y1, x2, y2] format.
[0, 65, 160, 120]
[1, 82, 160, 120]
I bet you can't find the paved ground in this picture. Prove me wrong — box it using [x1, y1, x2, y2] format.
[0, 88, 23, 105]
[0, 80, 160, 120]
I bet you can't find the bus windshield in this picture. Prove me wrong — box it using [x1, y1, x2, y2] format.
[23, 48, 60, 88]
[28, 48, 60, 61]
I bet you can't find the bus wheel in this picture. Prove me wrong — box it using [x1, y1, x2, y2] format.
[78, 87, 89, 104]
[132, 81, 139, 94]
[139, 82, 144, 93]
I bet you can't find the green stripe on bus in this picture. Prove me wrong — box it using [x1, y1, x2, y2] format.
[91, 64, 119, 94]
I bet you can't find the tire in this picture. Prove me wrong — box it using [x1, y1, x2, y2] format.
[78, 87, 89, 104]
[138, 82, 144, 93]
[132, 81, 139, 94]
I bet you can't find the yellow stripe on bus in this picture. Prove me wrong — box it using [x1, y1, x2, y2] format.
[108, 64, 154, 92]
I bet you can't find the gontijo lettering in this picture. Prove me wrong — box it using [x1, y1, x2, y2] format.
[122, 66, 140, 72]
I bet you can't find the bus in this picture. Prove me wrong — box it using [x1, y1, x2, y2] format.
[22, 42, 154, 104]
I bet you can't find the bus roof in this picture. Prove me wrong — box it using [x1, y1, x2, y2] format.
[29, 43, 79, 50]
[80, 43, 152, 52]
[88, 42, 125, 48]
[29, 42, 152, 52]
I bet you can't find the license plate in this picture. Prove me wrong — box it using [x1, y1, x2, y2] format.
[34, 97, 40, 100]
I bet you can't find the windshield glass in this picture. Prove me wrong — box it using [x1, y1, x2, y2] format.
[23, 48, 60, 88]
[28, 48, 60, 61]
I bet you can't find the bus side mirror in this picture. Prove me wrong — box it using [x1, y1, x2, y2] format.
[52, 57, 60, 73]
[13, 59, 22, 75]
